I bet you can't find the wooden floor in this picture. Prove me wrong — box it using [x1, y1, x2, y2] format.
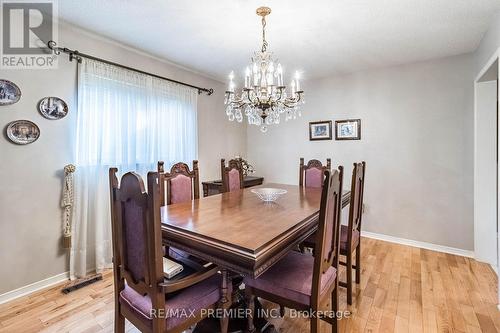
[1, 237, 499, 333]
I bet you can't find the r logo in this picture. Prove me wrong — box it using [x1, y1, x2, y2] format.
[1, 1, 57, 68]
[2, 2, 52, 54]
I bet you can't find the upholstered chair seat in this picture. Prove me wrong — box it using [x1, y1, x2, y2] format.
[243, 251, 336, 306]
[120, 274, 231, 331]
[304, 225, 360, 255]
[339, 225, 360, 254]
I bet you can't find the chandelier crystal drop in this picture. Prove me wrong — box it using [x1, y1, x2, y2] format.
[224, 6, 304, 133]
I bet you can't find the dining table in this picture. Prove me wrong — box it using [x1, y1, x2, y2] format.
[161, 183, 351, 279]
[161, 183, 351, 332]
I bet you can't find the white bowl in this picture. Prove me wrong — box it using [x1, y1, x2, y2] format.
[251, 188, 287, 202]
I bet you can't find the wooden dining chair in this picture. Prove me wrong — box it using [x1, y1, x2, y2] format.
[221, 158, 244, 193]
[298, 158, 331, 253]
[299, 157, 331, 188]
[109, 169, 230, 333]
[299, 162, 366, 305]
[339, 162, 366, 305]
[244, 167, 344, 333]
[157, 160, 208, 263]
[157, 160, 199, 206]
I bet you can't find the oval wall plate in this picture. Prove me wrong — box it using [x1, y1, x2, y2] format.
[0, 79, 21, 106]
[6, 120, 40, 145]
[38, 97, 68, 120]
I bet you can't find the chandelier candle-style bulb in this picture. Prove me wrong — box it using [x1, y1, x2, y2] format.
[245, 67, 251, 88]
[295, 72, 301, 91]
[224, 6, 305, 133]
[276, 64, 283, 86]
[228, 71, 235, 92]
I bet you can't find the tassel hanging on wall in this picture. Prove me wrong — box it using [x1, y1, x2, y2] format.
[62, 164, 75, 249]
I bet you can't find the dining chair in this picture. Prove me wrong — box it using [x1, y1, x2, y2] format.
[221, 158, 244, 193]
[339, 162, 366, 305]
[299, 162, 366, 305]
[298, 158, 331, 254]
[244, 167, 344, 333]
[157, 160, 207, 263]
[299, 157, 331, 188]
[109, 169, 230, 333]
[157, 160, 199, 206]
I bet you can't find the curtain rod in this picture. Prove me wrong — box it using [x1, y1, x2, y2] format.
[47, 41, 214, 96]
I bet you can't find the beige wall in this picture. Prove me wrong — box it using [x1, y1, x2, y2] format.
[247, 53, 474, 251]
[0, 23, 246, 295]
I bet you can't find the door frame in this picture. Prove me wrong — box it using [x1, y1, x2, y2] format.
[474, 47, 500, 308]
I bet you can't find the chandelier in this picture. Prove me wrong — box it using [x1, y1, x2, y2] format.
[224, 6, 304, 133]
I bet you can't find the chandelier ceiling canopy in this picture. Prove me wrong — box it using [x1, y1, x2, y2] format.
[224, 6, 304, 133]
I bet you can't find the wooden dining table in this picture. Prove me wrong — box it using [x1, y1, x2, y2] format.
[161, 183, 351, 279]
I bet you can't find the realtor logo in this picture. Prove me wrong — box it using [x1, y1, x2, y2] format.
[1, 0, 58, 69]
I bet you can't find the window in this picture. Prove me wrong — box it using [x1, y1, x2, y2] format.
[70, 58, 197, 278]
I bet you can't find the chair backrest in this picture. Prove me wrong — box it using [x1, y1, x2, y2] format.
[109, 169, 166, 331]
[299, 158, 331, 188]
[347, 162, 366, 247]
[158, 161, 200, 206]
[221, 158, 244, 193]
[311, 167, 343, 305]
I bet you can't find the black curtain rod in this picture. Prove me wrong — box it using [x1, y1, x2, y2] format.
[47, 41, 214, 96]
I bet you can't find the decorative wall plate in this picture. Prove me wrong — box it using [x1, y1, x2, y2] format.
[38, 97, 68, 120]
[6, 120, 40, 145]
[0, 79, 21, 106]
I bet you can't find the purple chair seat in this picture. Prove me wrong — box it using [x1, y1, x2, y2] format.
[119, 274, 229, 331]
[243, 251, 336, 306]
[303, 225, 360, 255]
[340, 225, 360, 254]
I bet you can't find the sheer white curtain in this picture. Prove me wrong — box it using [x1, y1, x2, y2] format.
[71, 58, 197, 278]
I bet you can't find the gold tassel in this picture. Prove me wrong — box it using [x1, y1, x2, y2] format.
[62, 235, 71, 249]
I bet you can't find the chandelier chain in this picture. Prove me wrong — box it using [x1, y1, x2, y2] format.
[261, 16, 268, 53]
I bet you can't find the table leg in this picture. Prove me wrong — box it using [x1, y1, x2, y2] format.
[245, 289, 255, 333]
[220, 269, 229, 332]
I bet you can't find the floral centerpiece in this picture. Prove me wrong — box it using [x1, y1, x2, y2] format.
[234, 156, 255, 177]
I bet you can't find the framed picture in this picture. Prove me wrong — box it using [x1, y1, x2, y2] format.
[309, 121, 332, 141]
[38, 97, 68, 120]
[6, 120, 40, 145]
[0, 79, 21, 106]
[335, 119, 361, 140]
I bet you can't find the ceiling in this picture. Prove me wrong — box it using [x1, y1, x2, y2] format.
[58, 0, 500, 82]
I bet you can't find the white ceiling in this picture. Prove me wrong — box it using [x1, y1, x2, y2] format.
[58, 0, 500, 82]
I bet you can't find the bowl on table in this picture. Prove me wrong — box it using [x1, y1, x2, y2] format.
[251, 188, 287, 202]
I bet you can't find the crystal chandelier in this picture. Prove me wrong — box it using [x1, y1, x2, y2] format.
[224, 6, 304, 133]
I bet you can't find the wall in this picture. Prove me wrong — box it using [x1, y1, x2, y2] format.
[0, 23, 246, 295]
[247, 54, 474, 251]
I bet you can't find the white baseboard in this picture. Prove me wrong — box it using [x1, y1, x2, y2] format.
[0, 271, 69, 305]
[361, 231, 475, 258]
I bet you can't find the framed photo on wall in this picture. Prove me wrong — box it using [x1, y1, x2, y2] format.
[309, 121, 332, 141]
[335, 119, 361, 140]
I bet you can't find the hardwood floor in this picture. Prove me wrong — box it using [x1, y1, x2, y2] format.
[0, 237, 499, 333]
